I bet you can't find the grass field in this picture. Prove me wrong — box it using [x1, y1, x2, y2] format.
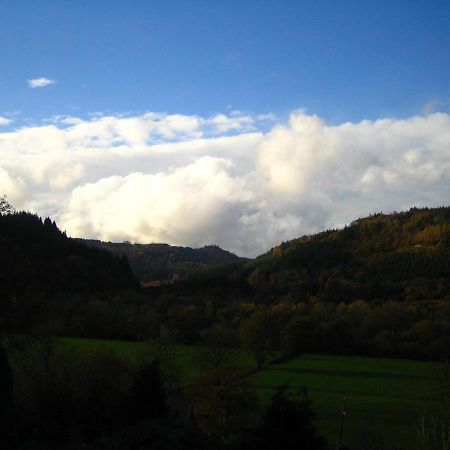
[250, 354, 441, 449]
[60, 338, 440, 449]
[59, 336, 256, 382]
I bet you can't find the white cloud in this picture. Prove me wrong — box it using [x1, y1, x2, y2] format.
[0, 110, 449, 256]
[28, 77, 56, 88]
[206, 113, 255, 134]
[61, 157, 253, 246]
[0, 116, 12, 126]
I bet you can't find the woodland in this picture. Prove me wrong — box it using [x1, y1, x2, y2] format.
[0, 196, 449, 449]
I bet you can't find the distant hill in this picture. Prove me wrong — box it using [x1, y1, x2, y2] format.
[188, 206, 450, 304]
[76, 240, 245, 282]
[0, 212, 137, 294]
[3, 203, 449, 306]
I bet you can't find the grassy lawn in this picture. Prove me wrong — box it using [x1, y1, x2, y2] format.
[250, 354, 440, 449]
[59, 338, 440, 449]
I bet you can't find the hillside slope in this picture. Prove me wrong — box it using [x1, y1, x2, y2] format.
[183, 207, 450, 305]
[77, 240, 244, 281]
[0, 212, 137, 294]
[244, 206, 450, 303]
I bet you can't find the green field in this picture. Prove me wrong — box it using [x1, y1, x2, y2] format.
[60, 338, 440, 449]
[59, 336, 256, 382]
[250, 354, 440, 449]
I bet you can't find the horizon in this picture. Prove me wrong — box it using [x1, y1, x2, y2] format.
[1, 1, 450, 257]
[26, 203, 450, 260]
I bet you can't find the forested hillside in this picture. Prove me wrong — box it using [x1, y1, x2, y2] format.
[77, 239, 244, 281]
[161, 207, 450, 360]
[243, 206, 450, 304]
[1, 203, 450, 450]
[0, 211, 137, 294]
[1, 204, 449, 360]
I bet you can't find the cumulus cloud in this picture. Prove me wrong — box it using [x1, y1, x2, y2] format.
[0, 116, 12, 126]
[61, 157, 253, 246]
[28, 77, 56, 88]
[0, 110, 449, 256]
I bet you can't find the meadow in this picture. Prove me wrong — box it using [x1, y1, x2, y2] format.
[249, 354, 440, 449]
[60, 337, 440, 449]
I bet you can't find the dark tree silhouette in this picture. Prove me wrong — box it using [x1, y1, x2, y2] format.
[0, 195, 14, 215]
[259, 386, 326, 450]
[131, 361, 168, 422]
[0, 342, 15, 449]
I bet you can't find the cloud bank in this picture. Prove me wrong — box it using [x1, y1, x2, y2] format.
[27, 77, 55, 88]
[0, 111, 449, 256]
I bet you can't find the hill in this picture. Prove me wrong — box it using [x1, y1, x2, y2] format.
[164, 207, 450, 358]
[227, 206, 450, 304]
[77, 239, 245, 282]
[2, 203, 449, 358]
[0, 210, 137, 295]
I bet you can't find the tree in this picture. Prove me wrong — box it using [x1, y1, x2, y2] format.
[0, 342, 15, 448]
[0, 195, 14, 214]
[8, 335, 74, 443]
[85, 417, 216, 450]
[199, 323, 236, 369]
[131, 361, 168, 422]
[191, 365, 258, 439]
[283, 315, 318, 355]
[239, 310, 277, 369]
[136, 339, 182, 391]
[71, 347, 135, 440]
[258, 386, 326, 450]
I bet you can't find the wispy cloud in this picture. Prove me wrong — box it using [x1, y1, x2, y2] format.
[421, 98, 450, 115]
[0, 116, 12, 126]
[27, 77, 56, 89]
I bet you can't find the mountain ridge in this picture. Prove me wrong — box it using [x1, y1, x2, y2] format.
[76, 239, 245, 282]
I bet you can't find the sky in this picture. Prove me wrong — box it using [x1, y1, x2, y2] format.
[1, 1, 450, 256]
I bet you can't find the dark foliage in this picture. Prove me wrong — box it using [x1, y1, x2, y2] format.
[2, 207, 449, 363]
[0, 211, 137, 295]
[86, 417, 219, 450]
[233, 387, 326, 450]
[131, 361, 168, 421]
[0, 342, 15, 449]
[259, 386, 326, 450]
[5, 205, 449, 449]
[8, 342, 172, 447]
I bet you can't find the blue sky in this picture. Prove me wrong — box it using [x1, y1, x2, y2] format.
[1, 0, 449, 124]
[1, 1, 450, 255]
